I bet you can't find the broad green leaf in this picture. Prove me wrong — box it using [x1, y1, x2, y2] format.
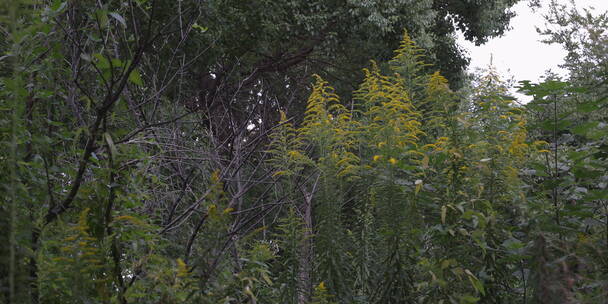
[576, 102, 599, 113]
[93, 53, 110, 69]
[584, 189, 608, 201]
[572, 122, 598, 136]
[94, 9, 109, 28]
[467, 275, 485, 296]
[129, 69, 143, 86]
[111, 58, 123, 68]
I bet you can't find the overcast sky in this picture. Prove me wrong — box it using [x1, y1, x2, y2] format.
[458, 0, 608, 91]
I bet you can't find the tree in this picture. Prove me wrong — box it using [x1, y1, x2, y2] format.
[512, 2, 608, 301]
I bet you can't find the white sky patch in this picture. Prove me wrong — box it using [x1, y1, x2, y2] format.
[457, 0, 608, 100]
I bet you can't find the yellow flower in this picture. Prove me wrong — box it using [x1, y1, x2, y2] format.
[389, 157, 398, 165]
[372, 155, 382, 161]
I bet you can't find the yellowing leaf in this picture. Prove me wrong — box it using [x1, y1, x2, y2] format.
[421, 155, 429, 168]
[272, 170, 289, 177]
[441, 259, 451, 270]
[415, 179, 423, 195]
[176, 258, 189, 277]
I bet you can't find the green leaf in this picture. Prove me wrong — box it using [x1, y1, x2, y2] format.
[50, 1, 67, 14]
[540, 119, 571, 131]
[129, 69, 143, 86]
[104, 132, 118, 160]
[93, 53, 110, 69]
[568, 86, 589, 94]
[530, 162, 549, 177]
[94, 9, 109, 28]
[572, 122, 598, 136]
[584, 189, 608, 201]
[502, 238, 524, 251]
[111, 58, 123, 68]
[576, 102, 599, 113]
[588, 128, 608, 140]
[459, 294, 480, 304]
[470, 277, 485, 296]
[572, 166, 602, 179]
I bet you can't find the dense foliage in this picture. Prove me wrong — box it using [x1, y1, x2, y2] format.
[1, 1, 607, 303]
